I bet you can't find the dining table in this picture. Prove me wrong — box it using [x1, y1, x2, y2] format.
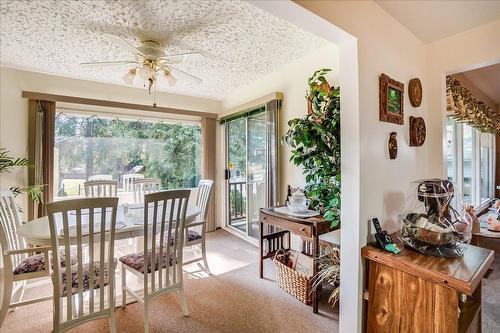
[18, 201, 201, 246]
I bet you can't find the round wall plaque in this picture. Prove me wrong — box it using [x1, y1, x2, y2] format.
[409, 78, 422, 107]
[409, 116, 426, 147]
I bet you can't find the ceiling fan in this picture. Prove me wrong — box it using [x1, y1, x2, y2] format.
[81, 33, 204, 105]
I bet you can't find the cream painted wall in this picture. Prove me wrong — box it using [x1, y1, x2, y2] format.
[0, 67, 221, 199]
[426, 19, 500, 178]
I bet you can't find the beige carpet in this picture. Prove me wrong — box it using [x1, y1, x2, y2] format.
[1, 230, 338, 333]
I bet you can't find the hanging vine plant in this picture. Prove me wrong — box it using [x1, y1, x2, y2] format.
[283, 68, 341, 228]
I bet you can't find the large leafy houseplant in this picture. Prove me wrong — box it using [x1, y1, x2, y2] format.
[0, 148, 43, 204]
[283, 68, 340, 228]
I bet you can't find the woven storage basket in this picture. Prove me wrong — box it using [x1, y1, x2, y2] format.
[273, 253, 312, 305]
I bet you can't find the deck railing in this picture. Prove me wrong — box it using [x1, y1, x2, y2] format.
[229, 181, 246, 222]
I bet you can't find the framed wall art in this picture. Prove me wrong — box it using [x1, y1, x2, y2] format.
[379, 73, 404, 125]
[409, 78, 422, 107]
[409, 116, 426, 146]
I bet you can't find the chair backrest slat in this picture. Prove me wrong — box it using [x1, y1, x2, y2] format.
[142, 190, 190, 296]
[133, 178, 161, 203]
[0, 195, 27, 271]
[196, 180, 214, 223]
[47, 197, 118, 331]
[84, 180, 118, 198]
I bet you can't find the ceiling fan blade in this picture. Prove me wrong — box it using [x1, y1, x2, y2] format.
[80, 60, 139, 67]
[168, 66, 202, 84]
[103, 33, 144, 56]
[158, 52, 205, 64]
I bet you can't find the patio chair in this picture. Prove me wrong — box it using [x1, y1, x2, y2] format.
[120, 190, 191, 333]
[47, 197, 119, 333]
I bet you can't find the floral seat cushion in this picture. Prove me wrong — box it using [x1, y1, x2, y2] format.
[13, 249, 78, 275]
[119, 248, 174, 274]
[61, 259, 117, 297]
[162, 229, 202, 246]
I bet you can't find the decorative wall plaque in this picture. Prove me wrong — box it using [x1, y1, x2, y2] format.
[409, 78, 422, 107]
[409, 116, 426, 146]
[388, 132, 398, 159]
[379, 73, 404, 125]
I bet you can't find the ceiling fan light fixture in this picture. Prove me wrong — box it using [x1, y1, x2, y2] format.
[138, 64, 153, 80]
[122, 68, 137, 85]
[164, 70, 177, 87]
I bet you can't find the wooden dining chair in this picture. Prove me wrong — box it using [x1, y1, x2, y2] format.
[182, 179, 214, 274]
[122, 174, 144, 192]
[119, 190, 191, 333]
[0, 195, 54, 327]
[132, 178, 161, 204]
[84, 180, 118, 198]
[47, 197, 119, 333]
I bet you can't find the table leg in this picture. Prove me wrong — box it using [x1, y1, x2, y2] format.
[259, 220, 264, 279]
[312, 228, 319, 314]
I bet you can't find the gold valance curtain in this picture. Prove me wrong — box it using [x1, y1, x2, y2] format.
[28, 100, 55, 220]
[446, 76, 500, 135]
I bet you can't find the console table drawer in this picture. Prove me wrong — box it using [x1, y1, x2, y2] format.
[260, 212, 312, 238]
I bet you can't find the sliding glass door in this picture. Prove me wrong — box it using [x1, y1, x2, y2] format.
[225, 111, 267, 241]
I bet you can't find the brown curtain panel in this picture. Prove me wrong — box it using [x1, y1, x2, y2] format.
[201, 117, 216, 232]
[28, 100, 55, 220]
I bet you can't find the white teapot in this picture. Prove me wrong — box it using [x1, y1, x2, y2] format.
[286, 190, 309, 213]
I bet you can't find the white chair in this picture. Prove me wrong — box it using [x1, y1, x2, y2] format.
[132, 178, 161, 204]
[0, 195, 55, 326]
[47, 197, 119, 333]
[122, 174, 144, 192]
[84, 180, 118, 198]
[182, 179, 214, 274]
[120, 190, 191, 333]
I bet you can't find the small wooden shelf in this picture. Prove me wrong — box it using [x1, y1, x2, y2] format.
[362, 243, 494, 333]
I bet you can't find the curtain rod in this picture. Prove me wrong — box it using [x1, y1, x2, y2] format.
[56, 106, 201, 126]
[22, 91, 218, 119]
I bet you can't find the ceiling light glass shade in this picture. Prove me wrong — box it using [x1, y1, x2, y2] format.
[122, 68, 136, 85]
[165, 71, 178, 87]
[138, 64, 153, 80]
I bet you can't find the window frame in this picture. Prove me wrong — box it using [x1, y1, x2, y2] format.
[446, 117, 496, 206]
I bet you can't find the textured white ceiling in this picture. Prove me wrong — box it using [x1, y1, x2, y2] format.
[0, 0, 327, 100]
[377, 0, 500, 43]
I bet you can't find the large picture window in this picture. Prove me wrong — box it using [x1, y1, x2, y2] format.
[54, 111, 201, 200]
[446, 118, 495, 205]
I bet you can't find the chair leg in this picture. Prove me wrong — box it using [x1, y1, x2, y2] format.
[109, 309, 117, 333]
[201, 238, 211, 275]
[144, 301, 149, 333]
[0, 277, 13, 326]
[121, 265, 127, 309]
[178, 289, 189, 317]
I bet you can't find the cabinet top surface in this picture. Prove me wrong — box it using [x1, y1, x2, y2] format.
[260, 206, 327, 225]
[361, 243, 494, 294]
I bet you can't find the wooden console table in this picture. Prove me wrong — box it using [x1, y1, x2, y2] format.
[259, 207, 333, 314]
[362, 243, 494, 333]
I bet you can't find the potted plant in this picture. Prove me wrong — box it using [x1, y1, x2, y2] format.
[1, 147, 43, 205]
[283, 68, 341, 228]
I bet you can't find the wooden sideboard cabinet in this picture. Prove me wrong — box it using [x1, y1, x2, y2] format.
[362, 244, 494, 333]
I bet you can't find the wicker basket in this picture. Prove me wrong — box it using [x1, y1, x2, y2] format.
[273, 254, 312, 305]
